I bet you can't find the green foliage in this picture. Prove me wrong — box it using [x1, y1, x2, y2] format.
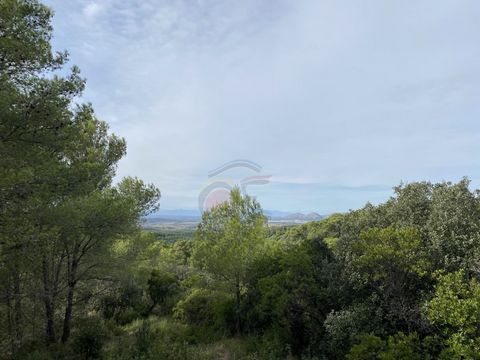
[426, 270, 480, 358]
[174, 289, 234, 333]
[347, 333, 385, 360]
[380, 332, 422, 360]
[324, 304, 375, 357]
[0, 0, 67, 79]
[427, 179, 480, 271]
[147, 269, 179, 312]
[193, 188, 267, 334]
[103, 317, 252, 360]
[347, 332, 422, 360]
[71, 317, 107, 359]
[0, 0, 160, 350]
[242, 221, 342, 358]
[98, 281, 152, 325]
[193, 188, 267, 284]
[352, 227, 430, 280]
[133, 320, 152, 357]
[116, 177, 161, 216]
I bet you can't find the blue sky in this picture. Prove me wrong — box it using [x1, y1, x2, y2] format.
[44, 0, 480, 213]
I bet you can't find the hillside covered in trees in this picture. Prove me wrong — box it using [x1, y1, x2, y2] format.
[3, 1, 480, 359]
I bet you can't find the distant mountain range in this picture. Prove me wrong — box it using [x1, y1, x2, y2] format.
[280, 212, 323, 221]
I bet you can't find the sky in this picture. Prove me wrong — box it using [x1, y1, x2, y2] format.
[44, 0, 480, 213]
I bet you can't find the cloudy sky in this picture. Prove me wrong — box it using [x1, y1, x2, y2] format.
[44, 0, 480, 213]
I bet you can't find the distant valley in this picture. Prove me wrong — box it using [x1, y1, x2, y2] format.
[143, 209, 325, 231]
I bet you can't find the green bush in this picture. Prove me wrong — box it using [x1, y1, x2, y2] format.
[115, 307, 142, 326]
[174, 289, 234, 333]
[22, 350, 55, 360]
[253, 327, 296, 360]
[147, 269, 179, 314]
[324, 304, 375, 358]
[71, 317, 108, 359]
[134, 320, 153, 357]
[99, 282, 151, 325]
[347, 333, 385, 360]
[347, 332, 424, 360]
[380, 332, 422, 360]
[20, 345, 68, 360]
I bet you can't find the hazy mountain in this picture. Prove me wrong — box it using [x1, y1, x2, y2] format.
[282, 212, 323, 221]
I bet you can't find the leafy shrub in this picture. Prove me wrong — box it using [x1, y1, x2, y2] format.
[71, 317, 108, 359]
[174, 289, 234, 333]
[324, 304, 375, 357]
[147, 269, 179, 314]
[99, 282, 150, 325]
[255, 328, 293, 360]
[20, 344, 68, 360]
[347, 333, 385, 360]
[115, 307, 142, 326]
[134, 320, 153, 357]
[347, 332, 424, 360]
[22, 350, 56, 360]
[426, 270, 480, 358]
[381, 332, 422, 360]
[99, 294, 119, 320]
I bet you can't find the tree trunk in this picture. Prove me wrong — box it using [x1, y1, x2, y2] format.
[235, 277, 241, 336]
[42, 258, 56, 344]
[6, 290, 15, 353]
[61, 284, 75, 343]
[13, 268, 22, 345]
[61, 260, 78, 343]
[43, 292, 56, 343]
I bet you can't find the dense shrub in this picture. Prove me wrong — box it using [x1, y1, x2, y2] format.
[71, 317, 108, 360]
[147, 269, 180, 315]
[347, 332, 423, 360]
[98, 283, 151, 325]
[174, 289, 234, 333]
[18, 344, 69, 360]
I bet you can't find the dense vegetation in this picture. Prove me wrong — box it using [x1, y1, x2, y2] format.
[2, 1, 480, 359]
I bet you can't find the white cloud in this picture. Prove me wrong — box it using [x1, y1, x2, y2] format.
[82, 2, 104, 19]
